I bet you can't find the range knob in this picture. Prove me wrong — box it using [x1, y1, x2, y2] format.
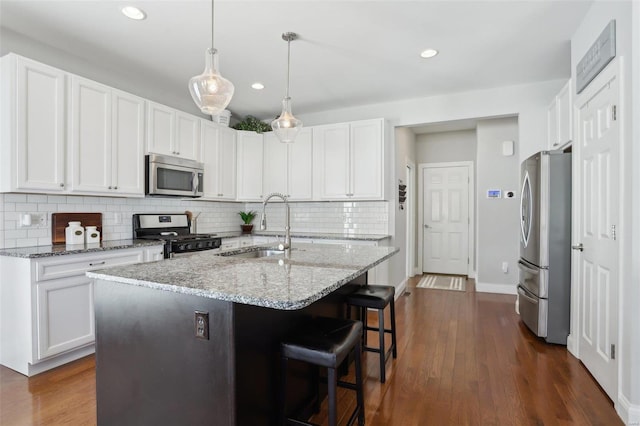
[195, 242, 203, 249]
[185, 243, 193, 250]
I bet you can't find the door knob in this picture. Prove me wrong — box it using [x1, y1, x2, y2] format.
[424, 224, 430, 229]
[571, 243, 584, 251]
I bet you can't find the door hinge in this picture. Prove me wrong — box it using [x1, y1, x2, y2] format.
[611, 344, 616, 360]
[612, 105, 617, 121]
[611, 224, 616, 241]
[467, 257, 469, 265]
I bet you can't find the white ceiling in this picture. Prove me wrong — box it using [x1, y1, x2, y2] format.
[0, 1, 592, 122]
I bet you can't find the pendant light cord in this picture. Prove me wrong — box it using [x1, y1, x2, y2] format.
[211, 0, 215, 50]
[285, 38, 291, 98]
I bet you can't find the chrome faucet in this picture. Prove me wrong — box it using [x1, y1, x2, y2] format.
[260, 192, 291, 256]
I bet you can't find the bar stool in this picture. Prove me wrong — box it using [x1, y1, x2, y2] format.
[346, 285, 397, 383]
[280, 316, 365, 426]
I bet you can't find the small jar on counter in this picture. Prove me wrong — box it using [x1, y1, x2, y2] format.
[85, 226, 100, 244]
[65, 221, 85, 245]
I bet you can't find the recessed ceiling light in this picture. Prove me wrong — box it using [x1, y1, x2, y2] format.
[251, 82, 265, 90]
[121, 6, 147, 20]
[420, 48, 439, 59]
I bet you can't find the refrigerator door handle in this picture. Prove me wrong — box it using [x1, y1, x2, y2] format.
[518, 259, 540, 275]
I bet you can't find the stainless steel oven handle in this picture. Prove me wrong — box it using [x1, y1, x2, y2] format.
[517, 260, 540, 275]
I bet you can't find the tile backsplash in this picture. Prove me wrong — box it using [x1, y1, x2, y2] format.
[0, 193, 389, 249]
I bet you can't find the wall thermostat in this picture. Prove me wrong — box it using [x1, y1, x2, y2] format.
[504, 190, 516, 199]
[487, 189, 502, 198]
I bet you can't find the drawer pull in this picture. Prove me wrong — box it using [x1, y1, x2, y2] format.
[89, 261, 106, 266]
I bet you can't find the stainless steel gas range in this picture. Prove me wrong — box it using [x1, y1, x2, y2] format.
[133, 213, 221, 258]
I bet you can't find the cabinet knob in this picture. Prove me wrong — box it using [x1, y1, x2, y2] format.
[60, 183, 64, 187]
[114, 186, 118, 190]
[108, 186, 112, 189]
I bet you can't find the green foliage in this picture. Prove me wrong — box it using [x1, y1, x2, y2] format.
[232, 115, 272, 133]
[238, 210, 257, 224]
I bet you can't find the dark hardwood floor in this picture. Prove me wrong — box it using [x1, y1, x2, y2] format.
[0, 276, 621, 425]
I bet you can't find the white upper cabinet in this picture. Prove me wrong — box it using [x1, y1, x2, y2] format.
[313, 118, 385, 200]
[0, 54, 67, 192]
[263, 128, 313, 200]
[548, 79, 572, 150]
[236, 131, 264, 201]
[201, 121, 237, 200]
[69, 76, 144, 196]
[147, 101, 200, 161]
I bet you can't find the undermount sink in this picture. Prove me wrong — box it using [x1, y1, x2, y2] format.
[222, 249, 285, 259]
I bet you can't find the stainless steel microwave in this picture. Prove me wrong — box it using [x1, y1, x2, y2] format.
[145, 154, 204, 198]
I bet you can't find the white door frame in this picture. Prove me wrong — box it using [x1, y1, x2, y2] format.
[405, 160, 417, 277]
[418, 161, 475, 277]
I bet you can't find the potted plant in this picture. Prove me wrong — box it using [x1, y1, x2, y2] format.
[232, 115, 272, 133]
[238, 211, 257, 234]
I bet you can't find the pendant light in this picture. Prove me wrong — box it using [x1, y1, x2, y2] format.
[271, 32, 303, 143]
[189, 0, 234, 115]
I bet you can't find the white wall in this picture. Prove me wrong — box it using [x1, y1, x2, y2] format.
[475, 118, 520, 293]
[570, 1, 639, 423]
[415, 130, 477, 164]
[393, 127, 417, 291]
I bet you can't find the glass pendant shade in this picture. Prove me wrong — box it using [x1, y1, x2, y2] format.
[271, 97, 302, 143]
[189, 48, 234, 115]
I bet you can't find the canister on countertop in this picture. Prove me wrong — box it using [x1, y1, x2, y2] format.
[65, 221, 85, 245]
[85, 226, 100, 244]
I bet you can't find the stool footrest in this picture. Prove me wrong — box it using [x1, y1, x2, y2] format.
[364, 326, 393, 333]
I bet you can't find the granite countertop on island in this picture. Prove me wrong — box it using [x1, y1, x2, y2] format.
[87, 243, 399, 310]
[0, 239, 164, 259]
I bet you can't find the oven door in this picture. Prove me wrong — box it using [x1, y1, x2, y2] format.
[147, 161, 203, 197]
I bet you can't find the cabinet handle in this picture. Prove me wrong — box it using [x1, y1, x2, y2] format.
[89, 261, 106, 266]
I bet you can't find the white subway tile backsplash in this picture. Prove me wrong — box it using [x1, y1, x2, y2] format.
[0, 193, 388, 249]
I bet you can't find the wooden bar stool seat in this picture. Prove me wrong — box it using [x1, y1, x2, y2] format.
[346, 285, 397, 383]
[280, 316, 365, 426]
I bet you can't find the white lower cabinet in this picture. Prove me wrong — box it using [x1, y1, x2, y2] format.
[0, 245, 163, 376]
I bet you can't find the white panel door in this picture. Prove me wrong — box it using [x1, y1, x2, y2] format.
[350, 119, 383, 199]
[423, 165, 469, 275]
[262, 132, 288, 196]
[112, 90, 145, 196]
[575, 71, 619, 401]
[287, 128, 313, 200]
[70, 76, 111, 192]
[314, 124, 350, 199]
[15, 56, 67, 191]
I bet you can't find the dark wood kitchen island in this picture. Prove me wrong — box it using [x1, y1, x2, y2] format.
[87, 243, 398, 426]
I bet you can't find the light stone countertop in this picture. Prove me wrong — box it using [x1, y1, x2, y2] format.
[215, 231, 391, 241]
[0, 239, 164, 258]
[87, 243, 399, 310]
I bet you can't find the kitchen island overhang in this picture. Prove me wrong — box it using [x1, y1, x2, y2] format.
[88, 243, 399, 426]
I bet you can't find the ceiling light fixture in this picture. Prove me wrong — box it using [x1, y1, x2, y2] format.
[251, 82, 265, 90]
[121, 6, 146, 20]
[420, 48, 439, 59]
[188, 0, 234, 115]
[271, 32, 302, 143]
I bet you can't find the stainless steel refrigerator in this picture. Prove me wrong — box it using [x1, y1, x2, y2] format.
[517, 150, 571, 345]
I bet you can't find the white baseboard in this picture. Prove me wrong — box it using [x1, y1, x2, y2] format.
[617, 392, 640, 425]
[395, 278, 408, 299]
[475, 282, 517, 295]
[566, 334, 579, 358]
